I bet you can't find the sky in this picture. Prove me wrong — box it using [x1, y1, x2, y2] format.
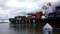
[0, 0, 60, 19]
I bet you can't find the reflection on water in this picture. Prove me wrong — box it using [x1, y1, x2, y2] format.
[9, 24, 42, 34]
[0, 23, 60, 34]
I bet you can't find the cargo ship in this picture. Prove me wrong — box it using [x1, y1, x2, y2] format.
[9, 12, 43, 24]
[9, 6, 60, 27]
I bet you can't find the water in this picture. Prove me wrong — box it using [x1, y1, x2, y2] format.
[0, 23, 60, 34]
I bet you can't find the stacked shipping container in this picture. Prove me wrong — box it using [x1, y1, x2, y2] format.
[9, 12, 43, 24]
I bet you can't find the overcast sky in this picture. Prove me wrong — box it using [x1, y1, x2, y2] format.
[0, 0, 59, 19]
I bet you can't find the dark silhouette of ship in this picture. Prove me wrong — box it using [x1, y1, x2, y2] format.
[9, 12, 42, 24]
[9, 6, 60, 26]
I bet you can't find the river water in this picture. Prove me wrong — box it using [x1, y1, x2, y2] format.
[0, 23, 60, 34]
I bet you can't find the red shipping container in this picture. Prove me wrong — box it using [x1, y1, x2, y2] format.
[35, 12, 42, 19]
[56, 12, 60, 15]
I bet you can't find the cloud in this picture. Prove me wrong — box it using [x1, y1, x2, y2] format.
[0, 0, 59, 19]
